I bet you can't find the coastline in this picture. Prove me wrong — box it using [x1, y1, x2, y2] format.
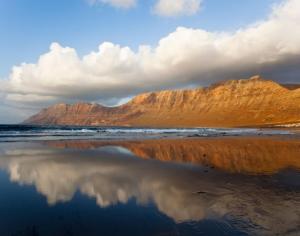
[0, 124, 299, 143]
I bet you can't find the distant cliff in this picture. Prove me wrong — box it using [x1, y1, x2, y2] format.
[24, 76, 300, 127]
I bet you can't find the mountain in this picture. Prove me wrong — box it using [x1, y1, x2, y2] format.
[24, 76, 300, 127]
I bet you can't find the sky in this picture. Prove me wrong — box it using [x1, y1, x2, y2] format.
[0, 0, 299, 123]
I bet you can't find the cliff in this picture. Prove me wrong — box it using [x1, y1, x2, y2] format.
[24, 76, 300, 127]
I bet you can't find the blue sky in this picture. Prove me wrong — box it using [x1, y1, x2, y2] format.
[0, 0, 280, 78]
[1, 0, 300, 123]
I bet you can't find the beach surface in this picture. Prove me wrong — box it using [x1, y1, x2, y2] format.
[0, 127, 299, 235]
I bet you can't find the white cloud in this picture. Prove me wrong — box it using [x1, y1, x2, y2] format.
[88, 0, 136, 9]
[87, 0, 201, 15]
[2, 0, 300, 112]
[153, 0, 202, 17]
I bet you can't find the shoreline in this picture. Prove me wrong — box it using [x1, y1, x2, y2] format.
[1, 130, 300, 143]
[2, 122, 300, 129]
[1, 133, 300, 143]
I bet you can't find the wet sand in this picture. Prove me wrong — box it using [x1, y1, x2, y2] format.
[0, 135, 299, 235]
[44, 136, 300, 175]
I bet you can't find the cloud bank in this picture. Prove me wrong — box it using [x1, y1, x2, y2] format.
[154, 0, 202, 17]
[2, 0, 300, 110]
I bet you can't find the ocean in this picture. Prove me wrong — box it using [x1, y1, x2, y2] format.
[0, 124, 293, 142]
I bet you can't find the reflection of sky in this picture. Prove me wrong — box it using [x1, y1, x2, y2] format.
[0, 141, 299, 235]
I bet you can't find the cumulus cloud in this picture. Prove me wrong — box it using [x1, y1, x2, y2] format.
[153, 0, 202, 17]
[2, 0, 300, 111]
[87, 0, 136, 9]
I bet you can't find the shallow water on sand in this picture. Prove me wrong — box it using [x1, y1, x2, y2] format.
[0, 137, 299, 236]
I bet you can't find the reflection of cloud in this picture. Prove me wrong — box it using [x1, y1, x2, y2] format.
[0, 142, 299, 235]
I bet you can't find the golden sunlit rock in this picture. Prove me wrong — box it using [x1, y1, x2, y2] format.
[24, 76, 300, 127]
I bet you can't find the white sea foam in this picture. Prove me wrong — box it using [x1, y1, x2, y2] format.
[0, 125, 294, 142]
[275, 123, 300, 128]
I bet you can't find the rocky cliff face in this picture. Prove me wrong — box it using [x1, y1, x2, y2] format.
[24, 76, 300, 127]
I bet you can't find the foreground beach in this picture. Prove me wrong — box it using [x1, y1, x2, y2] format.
[0, 131, 299, 235]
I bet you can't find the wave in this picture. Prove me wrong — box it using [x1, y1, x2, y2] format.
[0, 125, 293, 142]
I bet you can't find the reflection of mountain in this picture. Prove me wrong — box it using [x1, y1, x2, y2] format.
[0, 141, 299, 235]
[24, 76, 300, 127]
[45, 137, 300, 174]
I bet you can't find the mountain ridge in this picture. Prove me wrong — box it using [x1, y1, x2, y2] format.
[24, 76, 300, 127]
